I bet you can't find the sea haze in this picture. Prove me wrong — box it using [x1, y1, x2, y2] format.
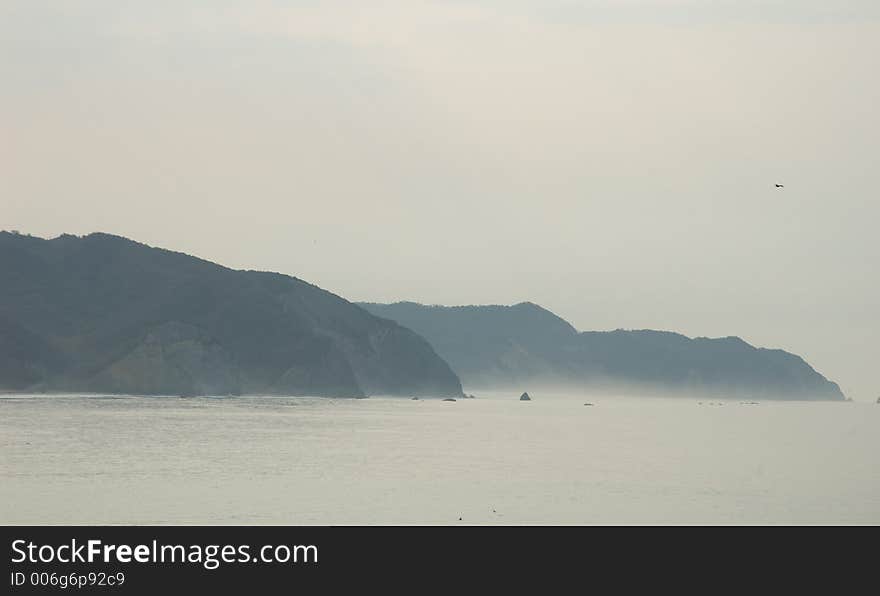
[1, 393, 877, 524]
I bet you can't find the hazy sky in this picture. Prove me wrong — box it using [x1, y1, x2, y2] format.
[2, 1, 878, 400]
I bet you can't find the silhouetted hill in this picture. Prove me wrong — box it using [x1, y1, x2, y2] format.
[0, 232, 462, 397]
[360, 302, 845, 400]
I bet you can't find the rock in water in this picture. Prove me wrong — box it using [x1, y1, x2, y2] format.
[520, 392, 531, 401]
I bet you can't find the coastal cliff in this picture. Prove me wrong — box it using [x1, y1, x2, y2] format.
[0, 232, 462, 397]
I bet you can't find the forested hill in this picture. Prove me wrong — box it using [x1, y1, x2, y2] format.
[360, 301, 845, 400]
[0, 232, 462, 398]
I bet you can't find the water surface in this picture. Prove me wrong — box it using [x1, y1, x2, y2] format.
[1, 393, 877, 524]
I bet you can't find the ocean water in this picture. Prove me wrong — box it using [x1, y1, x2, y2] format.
[1, 393, 877, 524]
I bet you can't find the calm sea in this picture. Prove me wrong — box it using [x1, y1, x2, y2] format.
[1, 393, 877, 524]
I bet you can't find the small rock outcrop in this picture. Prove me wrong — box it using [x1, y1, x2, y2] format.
[520, 392, 531, 401]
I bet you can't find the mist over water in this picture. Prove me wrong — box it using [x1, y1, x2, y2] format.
[2, 393, 877, 524]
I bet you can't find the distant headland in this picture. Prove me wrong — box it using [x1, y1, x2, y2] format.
[360, 301, 846, 401]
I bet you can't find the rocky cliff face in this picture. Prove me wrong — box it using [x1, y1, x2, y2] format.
[0, 232, 462, 397]
[360, 302, 846, 401]
[87, 322, 243, 396]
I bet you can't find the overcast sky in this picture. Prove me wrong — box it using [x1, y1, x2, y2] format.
[2, 1, 878, 400]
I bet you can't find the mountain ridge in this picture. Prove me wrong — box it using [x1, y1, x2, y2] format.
[0, 231, 463, 397]
[359, 301, 845, 400]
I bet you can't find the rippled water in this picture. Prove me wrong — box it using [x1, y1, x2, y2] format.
[1, 393, 877, 524]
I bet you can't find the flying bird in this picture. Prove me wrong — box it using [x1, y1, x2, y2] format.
[775, 184, 784, 188]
